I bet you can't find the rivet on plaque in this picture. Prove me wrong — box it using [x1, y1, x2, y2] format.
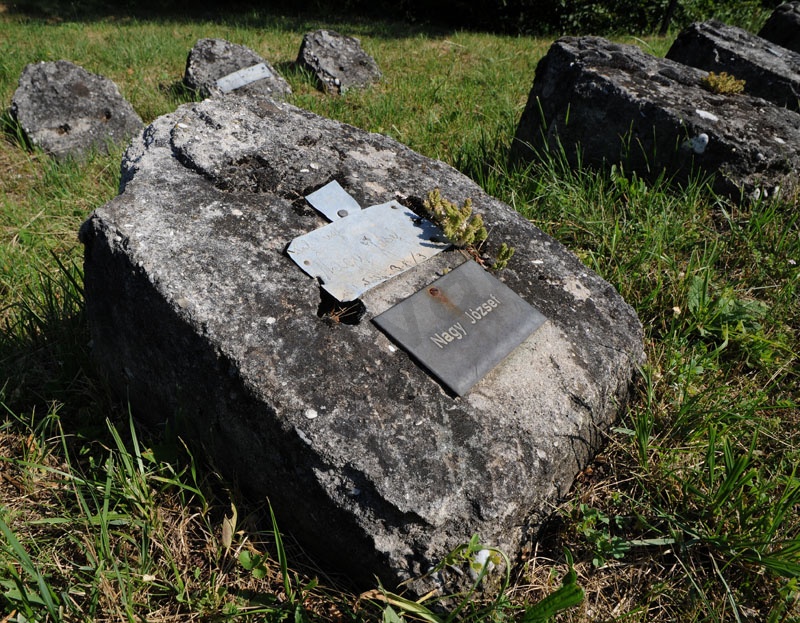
[305, 180, 362, 222]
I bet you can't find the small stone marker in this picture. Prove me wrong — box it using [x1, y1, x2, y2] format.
[184, 38, 291, 99]
[374, 260, 546, 396]
[287, 201, 449, 301]
[296, 29, 381, 94]
[10, 60, 143, 160]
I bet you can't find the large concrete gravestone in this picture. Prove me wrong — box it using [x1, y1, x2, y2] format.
[11, 60, 143, 160]
[183, 38, 292, 100]
[80, 95, 644, 590]
[513, 36, 800, 201]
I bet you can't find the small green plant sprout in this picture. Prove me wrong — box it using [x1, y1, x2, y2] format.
[238, 549, 269, 580]
[423, 189, 515, 271]
[701, 71, 746, 95]
[576, 503, 631, 567]
[424, 188, 487, 247]
[492, 242, 515, 271]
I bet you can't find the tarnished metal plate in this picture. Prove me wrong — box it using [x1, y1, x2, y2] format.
[305, 180, 362, 221]
[287, 202, 450, 301]
[216, 63, 274, 93]
[373, 260, 546, 396]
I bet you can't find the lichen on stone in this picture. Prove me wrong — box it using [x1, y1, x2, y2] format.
[701, 71, 746, 95]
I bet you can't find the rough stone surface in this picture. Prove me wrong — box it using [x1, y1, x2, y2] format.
[667, 20, 800, 111]
[80, 95, 643, 592]
[296, 29, 381, 94]
[10, 60, 143, 160]
[512, 36, 800, 201]
[759, 1, 800, 54]
[183, 38, 291, 100]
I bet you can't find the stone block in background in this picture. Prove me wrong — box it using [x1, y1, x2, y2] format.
[80, 95, 643, 592]
[183, 38, 291, 100]
[10, 60, 143, 160]
[296, 29, 381, 94]
[512, 36, 800, 201]
[666, 20, 800, 111]
[759, 1, 800, 54]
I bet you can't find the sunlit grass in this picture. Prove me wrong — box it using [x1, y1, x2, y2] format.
[1, 5, 797, 622]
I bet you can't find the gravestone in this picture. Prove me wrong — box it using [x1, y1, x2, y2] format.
[81, 94, 644, 592]
[295, 29, 381, 94]
[512, 36, 800, 201]
[666, 20, 800, 111]
[759, 1, 800, 54]
[183, 38, 291, 100]
[10, 60, 143, 160]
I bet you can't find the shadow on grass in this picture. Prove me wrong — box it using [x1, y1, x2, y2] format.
[4, 0, 457, 39]
[0, 254, 111, 437]
[0, 255, 352, 612]
[158, 79, 200, 106]
[0, 253, 218, 482]
[0, 108, 32, 152]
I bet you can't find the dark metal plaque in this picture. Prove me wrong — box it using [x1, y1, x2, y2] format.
[373, 261, 546, 396]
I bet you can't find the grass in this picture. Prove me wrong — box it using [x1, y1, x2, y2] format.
[1, 3, 798, 622]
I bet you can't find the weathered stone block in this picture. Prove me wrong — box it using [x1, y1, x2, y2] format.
[512, 36, 800, 200]
[296, 29, 381, 94]
[11, 60, 143, 160]
[759, 1, 800, 55]
[80, 95, 643, 591]
[667, 20, 800, 111]
[183, 38, 291, 100]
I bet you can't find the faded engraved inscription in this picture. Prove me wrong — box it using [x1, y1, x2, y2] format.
[287, 202, 449, 301]
[216, 63, 274, 93]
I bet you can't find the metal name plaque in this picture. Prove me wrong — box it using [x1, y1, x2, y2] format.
[373, 261, 547, 396]
[216, 63, 274, 93]
[287, 202, 450, 301]
[305, 180, 362, 221]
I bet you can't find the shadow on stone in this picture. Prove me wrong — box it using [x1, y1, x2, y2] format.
[317, 290, 367, 326]
[512, 36, 800, 202]
[759, 1, 800, 54]
[667, 19, 800, 112]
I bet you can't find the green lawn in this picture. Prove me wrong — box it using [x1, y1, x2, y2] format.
[1, 5, 798, 622]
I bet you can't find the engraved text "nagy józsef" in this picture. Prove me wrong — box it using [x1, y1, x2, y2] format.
[430, 294, 501, 349]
